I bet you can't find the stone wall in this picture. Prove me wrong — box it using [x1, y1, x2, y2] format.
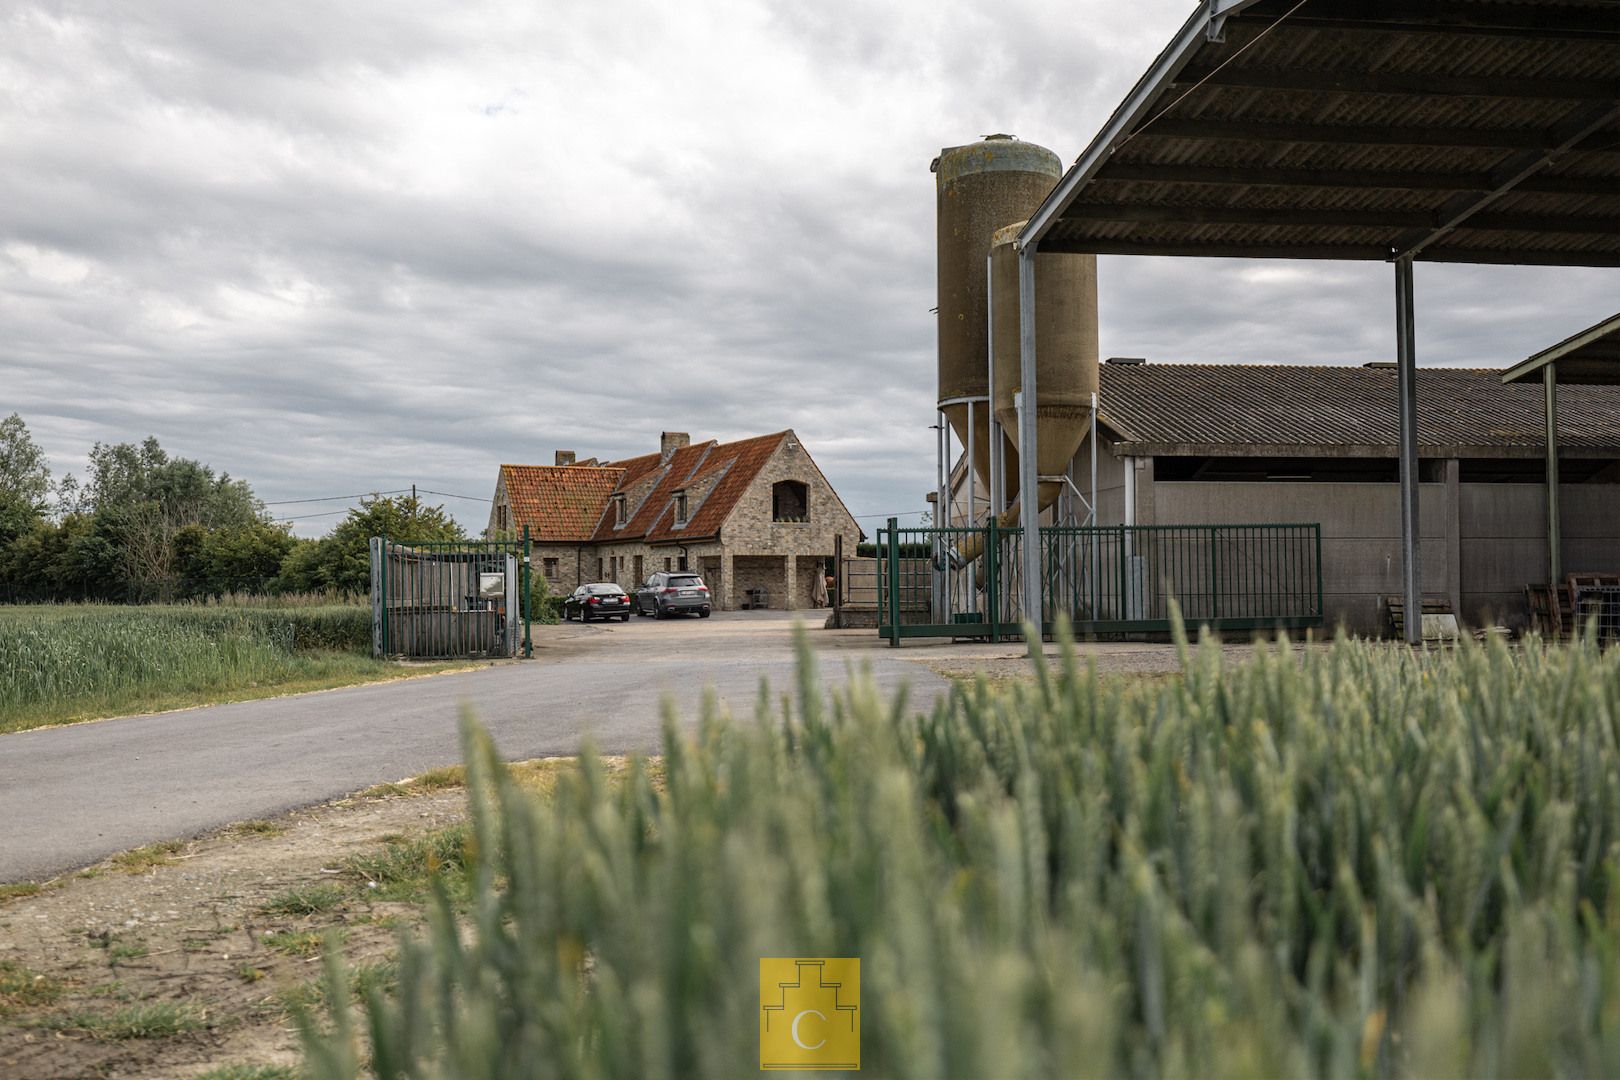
[720, 437, 862, 609]
[732, 555, 786, 608]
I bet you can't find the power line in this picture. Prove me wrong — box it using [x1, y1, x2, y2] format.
[273, 508, 354, 522]
[263, 489, 411, 506]
[850, 510, 931, 520]
[417, 488, 492, 503]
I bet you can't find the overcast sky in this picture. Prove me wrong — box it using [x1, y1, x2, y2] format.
[4, 1, 1614, 536]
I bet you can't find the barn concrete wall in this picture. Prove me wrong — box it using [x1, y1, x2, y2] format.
[1458, 483, 1620, 626]
[1148, 480, 1450, 635]
[1134, 471, 1617, 636]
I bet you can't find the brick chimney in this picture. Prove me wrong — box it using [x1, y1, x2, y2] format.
[555, 450, 576, 466]
[660, 432, 690, 461]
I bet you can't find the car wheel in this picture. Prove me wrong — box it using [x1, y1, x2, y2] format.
[700, 607, 711, 618]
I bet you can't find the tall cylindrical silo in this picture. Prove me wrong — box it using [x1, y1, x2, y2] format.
[989, 220, 1098, 515]
[933, 136, 1063, 504]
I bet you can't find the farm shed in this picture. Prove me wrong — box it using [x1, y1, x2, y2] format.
[1006, 0, 1620, 641]
[1065, 361, 1620, 635]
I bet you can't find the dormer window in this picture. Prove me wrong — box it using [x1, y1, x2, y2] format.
[673, 490, 688, 526]
[612, 494, 628, 527]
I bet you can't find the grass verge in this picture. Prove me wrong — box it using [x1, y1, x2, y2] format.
[0, 604, 480, 734]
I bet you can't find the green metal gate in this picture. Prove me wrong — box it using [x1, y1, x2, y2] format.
[369, 532, 533, 659]
[876, 520, 1322, 643]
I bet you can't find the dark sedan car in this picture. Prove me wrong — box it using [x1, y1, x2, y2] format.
[634, 571, 712, 618]
[563, 583, 633, 622]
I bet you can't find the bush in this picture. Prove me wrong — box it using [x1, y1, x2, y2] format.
[303, 623, 1620, 1079]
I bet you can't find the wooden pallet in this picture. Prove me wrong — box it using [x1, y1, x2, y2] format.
[1384, 595, 1454, 640]
[1526, 573, 1619, 640]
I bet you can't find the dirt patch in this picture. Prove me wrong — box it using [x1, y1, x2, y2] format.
[0, 789, 471, 1078]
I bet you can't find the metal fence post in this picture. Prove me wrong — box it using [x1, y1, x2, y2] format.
[522, 525, 533, 659]
[1314, 525, 1324, 625]
[1209, 526, 1220, 623]
[1118, 525, 1128, 623]
[380, 533, 389, 657]
[886, 518, 901, 647]
[990, 520, 1001, 643]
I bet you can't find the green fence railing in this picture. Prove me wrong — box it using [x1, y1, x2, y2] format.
[876, 520, 1323, 643]
[370, 531, 533, 659]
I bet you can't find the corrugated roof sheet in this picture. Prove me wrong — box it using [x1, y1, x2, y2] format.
[499, 464, 625, 542]
[1099, 364, 1620, 454]
[1032, 0, 1620, 266]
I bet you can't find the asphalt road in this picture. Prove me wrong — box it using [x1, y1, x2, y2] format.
[0, 612, 949, 884]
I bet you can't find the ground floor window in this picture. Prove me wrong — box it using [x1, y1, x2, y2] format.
[542, 557, 559, 580]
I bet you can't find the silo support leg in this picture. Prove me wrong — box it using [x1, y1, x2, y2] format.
[1017, 241, 1043, 633]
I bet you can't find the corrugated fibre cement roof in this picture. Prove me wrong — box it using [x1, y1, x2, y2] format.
[1503, 310, 1620, 383]
[1099, 364, 1620, 456]
[1028, 0, 1620, 266]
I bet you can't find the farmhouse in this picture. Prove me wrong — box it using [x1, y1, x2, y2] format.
[962, 361, 1620, 635]
[489, 431, 860, 610]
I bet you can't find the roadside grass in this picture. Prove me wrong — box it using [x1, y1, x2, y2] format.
[0, 880, 54, 905]
[197, 1065, 302, 1080]
[272, 962, 397, 1020]
[261, 885, 347, 917]
[232, 819, 288, 837]
[262, 930, 342, 958]
[354, 755, 642, 802]
[43, 1000, 205, 1040]
[0, 604, 476, 734]
[344, 826, 471, 903]
[110, 839, 187, 874]
[0, 959, 63, 1015]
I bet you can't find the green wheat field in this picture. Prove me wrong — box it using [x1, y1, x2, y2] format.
[300, 622, 1620, 1079]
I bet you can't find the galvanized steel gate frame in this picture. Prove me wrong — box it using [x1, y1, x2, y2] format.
[369, 531, 533, 660]
[876, 518, 1323, 643]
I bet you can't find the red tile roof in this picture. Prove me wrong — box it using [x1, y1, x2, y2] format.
[498, 464, 624, 542]
[593, 432, 790, 544]
[500, 432, 795, 545]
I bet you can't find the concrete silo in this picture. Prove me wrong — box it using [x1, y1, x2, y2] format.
[989, 220, 1098, 518]
[932, 136, 1064, 507]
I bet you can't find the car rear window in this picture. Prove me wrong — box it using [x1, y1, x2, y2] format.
[587, 584, 624, 595]
[668, 575, 702, 586]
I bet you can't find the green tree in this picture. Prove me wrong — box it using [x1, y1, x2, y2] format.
[194, 521, 297, 596]
[0, 414, 51, 546]
[278, 495, 464, 596]
[74, 436, 267, 600]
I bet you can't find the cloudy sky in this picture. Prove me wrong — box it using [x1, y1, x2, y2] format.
[4, 1, 1614, 536]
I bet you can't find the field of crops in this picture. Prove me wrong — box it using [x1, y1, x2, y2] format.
[304, 626, 1620, 1079]
[0, 604, 397, 732]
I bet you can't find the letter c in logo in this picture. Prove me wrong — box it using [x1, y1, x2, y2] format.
[791, 1009, 826, 1051]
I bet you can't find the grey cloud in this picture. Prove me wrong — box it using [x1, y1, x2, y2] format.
[3, 1, 1612, 538]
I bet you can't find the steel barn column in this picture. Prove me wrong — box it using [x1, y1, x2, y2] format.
[1395, 256, 1421, 645]
[1544, 365, 1562, 585]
